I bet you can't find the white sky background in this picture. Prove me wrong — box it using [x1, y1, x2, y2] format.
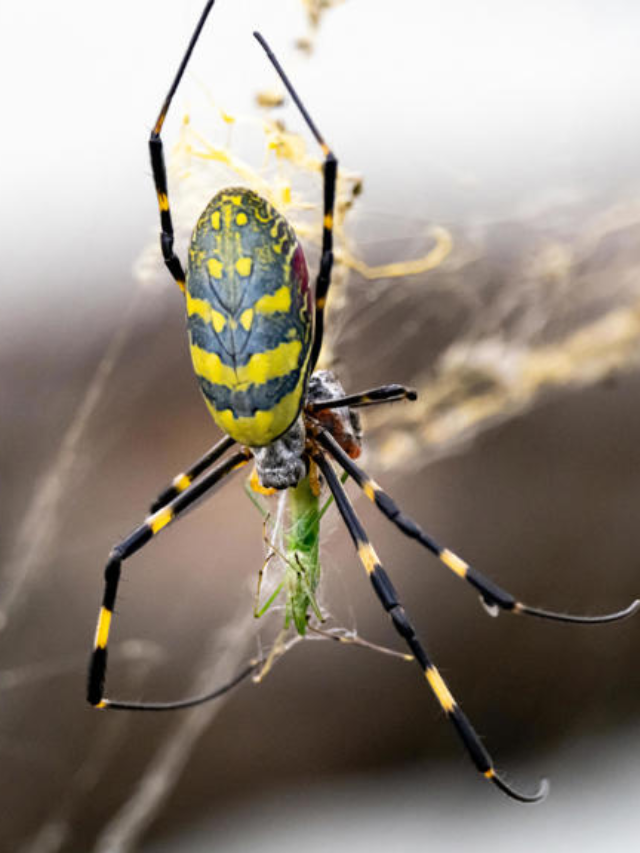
[2, 0, 640, 339]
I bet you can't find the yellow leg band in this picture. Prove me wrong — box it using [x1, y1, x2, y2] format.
[440, 549, 469, 579]
[95, 607, 112, 649]
[426, 666, 456, 713]
[150, 507, 173, 534]
[172, 473, 191, 493]
[357, 541, 379, 576]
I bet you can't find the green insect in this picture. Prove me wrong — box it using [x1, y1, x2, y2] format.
[88, 0, 639, 803]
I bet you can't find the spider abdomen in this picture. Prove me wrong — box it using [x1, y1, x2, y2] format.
[186, 188, 313, 446]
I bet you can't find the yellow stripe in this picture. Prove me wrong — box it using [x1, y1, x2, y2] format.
[254, 286, 291, 315]
[186, 292, 226, 333]
[426, 666, 456, 713]
[209, 403, 266, 446]
[192, 339, 302, 389]
[440, 549, 469, 579]
[150, 507, 173, 534]
[357, 541, 379, 576]
[205, 369, 307, 447]
[324, 213, 333, 230]
[172, 473, 191, 493]
[157, 192, 169, 211]
[94, 607, 112, 649]
[211, 210, 221, 230]
[484, 768, 495, 780]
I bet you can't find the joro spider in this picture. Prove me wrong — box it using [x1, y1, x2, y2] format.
[88, 0, 639, 803]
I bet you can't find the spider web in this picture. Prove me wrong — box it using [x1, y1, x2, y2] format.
[3, 2, 640, 850]
[98, 100, 640, 851]
[7, 87, 640, 853]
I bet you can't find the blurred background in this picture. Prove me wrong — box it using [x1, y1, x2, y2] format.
[1, 1, 639, 851]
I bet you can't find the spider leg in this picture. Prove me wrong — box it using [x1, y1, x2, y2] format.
[149, 0, 217, 292]
[104, 661, 260, 712]
[307, 384, 417, 413]
[253, 32, 337, 373]
[88, 448, 251, 711]
[150, 434, 236, 512]
[314, 451, 548, 803]
[316, 428, 640, 625]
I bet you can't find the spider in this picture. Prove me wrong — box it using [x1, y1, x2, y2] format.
[87, 0, 639, 803]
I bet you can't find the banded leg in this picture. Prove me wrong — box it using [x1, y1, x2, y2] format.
[253, 32, 337, 373]
[149, 0, 217, 292]
[150, 434, 236, 512]
[88, 448, 251, 711]
[317, 428, 640, 625]
[307, 384, 417, 413]
[314, 451, 548, 803]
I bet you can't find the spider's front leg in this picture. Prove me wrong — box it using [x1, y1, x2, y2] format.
[149, 1, 218, 292]
[253, 31, 337, 375]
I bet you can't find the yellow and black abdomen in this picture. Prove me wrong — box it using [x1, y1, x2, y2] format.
[186, 188, 313, 446]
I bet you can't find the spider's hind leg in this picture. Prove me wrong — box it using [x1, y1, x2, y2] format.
[316, 427, 639, 625]
[313, 449, 548, 803]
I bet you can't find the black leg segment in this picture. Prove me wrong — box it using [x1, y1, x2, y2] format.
[307, 384, 417, 413]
